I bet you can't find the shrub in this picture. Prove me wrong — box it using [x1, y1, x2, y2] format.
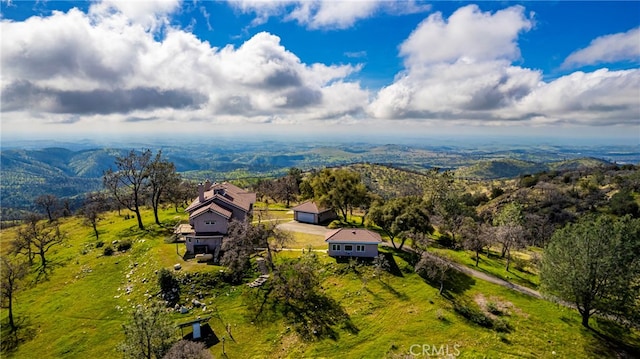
[512, 256, 527, 272]
[452, 299, 493, 328]
[519, 174, 539, 188]
[435, 309, 447, 321]
[96, 241, 105, 248]
[437, 234, 456, 249]
[490, 187, 505, 199]
[163, 340, 212, 359]
[158, 268, 180, 306]
[327, 220, 343, 229]
[486, 301, 502, 316]
[493, 317, 512, 333]
[103, 246, 114, 256]
[529, 252, 541, 269]
[117, 239, 132, 252]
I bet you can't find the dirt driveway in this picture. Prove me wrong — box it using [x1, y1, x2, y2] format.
[277, 221, 328, 236]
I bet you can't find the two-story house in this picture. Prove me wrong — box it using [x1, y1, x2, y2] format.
[184, 181, 256, 256]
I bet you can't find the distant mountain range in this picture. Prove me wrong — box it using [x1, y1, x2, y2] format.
[1, 139, 637, 216]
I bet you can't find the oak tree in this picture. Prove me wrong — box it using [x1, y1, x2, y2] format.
[148, 151, 181, 225]
[0, 255, 28, 332]
[540, 215, 640, 327]
[103, 149, 152, 230]
[120, 304, 175, 359]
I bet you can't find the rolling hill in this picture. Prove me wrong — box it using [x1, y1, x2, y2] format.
[0, 139, 628, 216]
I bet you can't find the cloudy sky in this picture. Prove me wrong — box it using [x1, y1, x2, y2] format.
[1, 0, 639, 142]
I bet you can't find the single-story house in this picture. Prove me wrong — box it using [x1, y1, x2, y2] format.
[183, 181, 256, 255]
[325, 228, 382, 258]
[291, 201, 337, 224]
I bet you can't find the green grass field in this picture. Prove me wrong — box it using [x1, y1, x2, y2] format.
[1, 207, 638, 358]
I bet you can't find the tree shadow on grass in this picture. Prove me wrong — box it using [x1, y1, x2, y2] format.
[380, 252, 404, 277]
[247, 287, 359, 342]
[377, 279, 409, 301]
[421, 269, 476, 300]
[33, 260, 65, 284]
[585, 319, 640, 358]
[387, 248, 420, 268]
[505, 270, 538, 289]
[0, 316, 35, 354]
[282, 293, 359, 341]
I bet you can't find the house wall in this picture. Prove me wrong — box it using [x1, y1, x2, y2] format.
[191, 211, 229, 234]
[327, 242, 379, 258]
[185, 235, 223, 254]
[318, 210, 337, 223]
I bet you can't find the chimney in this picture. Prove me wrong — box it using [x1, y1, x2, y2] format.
[198, 183, 205, 203]
[204, 180, 212, 191]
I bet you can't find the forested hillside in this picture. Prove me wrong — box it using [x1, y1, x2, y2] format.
[1, 140, 636, 219]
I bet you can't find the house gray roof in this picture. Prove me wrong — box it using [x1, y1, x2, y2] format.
[190, 202, 233, 219]
[325, 228, 382, 244]
[186, 182, 256, 214]
[292, 201, 332, 214]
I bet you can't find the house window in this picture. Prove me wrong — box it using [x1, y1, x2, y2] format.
[205, 221, 215, 225]
[187, 238, 191, 242]
[356, 245, 365, 252]
[332, 244, 341, 251]
[344, 245, 353, 251]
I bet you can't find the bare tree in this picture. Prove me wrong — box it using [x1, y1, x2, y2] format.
[17, 220, 65, 274]
[12, 214, 42, 265]
[416, 252, 453, 295]
[221, 220, 291, 282]
[493, 202, 526, 271]
[103, 149, 152, 230]
[81, 192, 108, 240]
[34, 194, 59, 222]
[148, 151, 181, 225]
[120, 304, 175, 359]
[0, 255, 28, 332]
[256, 168, 303, 207]
[460, 217, 492, 267]
[166, 180, 194, 212]
[493, 225, 525, 272]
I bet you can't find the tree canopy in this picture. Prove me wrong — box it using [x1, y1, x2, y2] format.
[304, 168, 369, 220]
[540, 214, 640, 327]
[367, 197, 433, 250]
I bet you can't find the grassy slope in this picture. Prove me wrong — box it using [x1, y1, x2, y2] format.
[1, 208, 638, 358]
[431, 247, 541, 290]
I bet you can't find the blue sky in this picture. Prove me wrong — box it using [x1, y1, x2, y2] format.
[1, 1, 639, 142]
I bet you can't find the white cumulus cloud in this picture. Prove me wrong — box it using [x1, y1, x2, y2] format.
[228, 0, 430, 30]
[370, 4, 640, 129]
[0, 2, 370, 133]
[399, 5, 533, 68]
[562, 27, 640, 69]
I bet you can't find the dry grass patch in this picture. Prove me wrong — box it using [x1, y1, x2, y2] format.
[474, 293, 527, 320]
